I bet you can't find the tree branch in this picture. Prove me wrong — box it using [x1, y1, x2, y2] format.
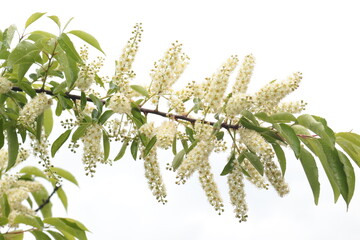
[35, 185, 61, 212]
[11, 87, 241, 130]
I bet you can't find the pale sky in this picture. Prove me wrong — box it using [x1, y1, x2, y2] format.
[2, 0, 360, 239]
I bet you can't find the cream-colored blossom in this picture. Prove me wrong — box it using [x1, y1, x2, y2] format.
[108, 93, 132, 115]
[18, 93, 52, 125]
[237, 128, 273, 158]
[198, 158, 224, 214]
[203, 55, 238, 112]
[0, 148, 30, 170]
[241, 158, 268, 189]
[265, 160, 289, 197]
[156, 121, 177, 149]
[139, 122, 155, 138]
[0, 76, 13, 94]
[275, 100, 307, 114]
[232, 54, 255, 94]
[168, 95, 186, 115]
[226, 93, 253, 116]
[228, 158, 248, 222]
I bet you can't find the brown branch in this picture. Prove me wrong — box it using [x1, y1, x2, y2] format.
[35, 185, 61, 212]
[11, 87, 241, 130]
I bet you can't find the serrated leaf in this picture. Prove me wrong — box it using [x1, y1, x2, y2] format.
[337, 150, 355, 207]
[143, 136, 157, 158]
[51, 167, 78, 186]
[114, 139, 129, 161]
[14, 215, 43, 229]
[102, 131, 110, 161]
[299, 146, 320, 205]
[51, 130, 72, 158]
[6, 125, 18, 171]
[220, 152, 235, 176]
[57, 33, 82, 63]
[243, 151, 264, 175]
[68, 30, 105, 54]
[274, 123, 301, 158]
[172, 149, 186, 170]
[130, 138, 139, 160]
[25, 12, 46, 29]
[48, 15, 61, 29]
[43, 108, 53, 137]
[272, 143, 286, 176]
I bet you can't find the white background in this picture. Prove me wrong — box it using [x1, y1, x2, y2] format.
[2, 0, 360, 239]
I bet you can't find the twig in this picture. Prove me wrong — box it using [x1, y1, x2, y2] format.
[35, 185, 61, 212]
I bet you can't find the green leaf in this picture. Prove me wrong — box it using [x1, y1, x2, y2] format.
[336, 132, 360, 167]
[72, 124, 89, 142]
[299, 146, 320, 205]
[274, 123, 301, 158]
[25, 12, 46, 29]
[240, 117, 268, 132]
[130, 138, 139, 160]
[57, 33, 82, 63]
[19, 166, 47, 178]
[14, 215, 43, 230]
[61, 218, 89, 232]
[2, 232, 24, 240]
[18, 81, 36, 98]
[98, 110, 114, 124]
[43, 218, 87, 240]
[51, 168, 78, 186]
[54, 50, 79, 90]
[7, 41, 40, 67]
[271, 112, 296, 123]
[172, 135, 177, 155]
[243, 151, 264, 175]
[185, 127, 195, 142]
[32, 186, 52, 218]
[89, 94, 103, 114]
[102, 131, 110, 161]
[215, 131, 224, 140]
[0, 216, 8, 225]
[172, 149, 186, 170]
[272, 143, 286, 176]
[51, 130, 72, 157]
[80, 91, 87, 111]
[0, 120, 4, 150]
[30, 230, 51, 240]
[48, 16, 61, 29]
[297, 114, 335, 149]
[130, 85, 149, 98]
[114, 139, 129, 161]
[47, 230, 67, 240]
[241, 110, 259, 125]
[143, 136, 157, 158]
[36, 113, 44, 141]
[185, 139, 199, 154]
[1, 194, 10, 218]
[43, 108, 53, 137]
[220, 152, 235, 176]
[56, 187, 68, 210]
[68, 30, 105, 54]
[337, 150, 355, 207]
[6, 125, 18, 171]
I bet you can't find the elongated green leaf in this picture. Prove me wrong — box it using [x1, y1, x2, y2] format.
[2, 232, 24, 240]
[272, 143, 286, 176]
[48, 15, 61, 29]
[89, 94, 103, 114]
[56, 187, 68, 210]
[61, 218, 89, 232]
[299, 146, 320, 205]
[240, 117, 268, 132]
[25, 12, 46, 29]
[274, 123, 301, 158]
[51, 130, 72, 157]
[7, 41, 40, 66]
[36, 113, 44, 141]
[32, 186, 52, 218]
[271, 112, 296, 122]
[98, 110, 114, 124]
[30, 230, 51, 240]
[297, 114, 335, 148]
[240, 110, 259, 126]
[19, 166, 47, 179]
[172, 135, 177, 155]
[337, 150, 355, 207]
[130, 138, 139, 160]
[68, 30, 105, 54]
[114, 139, 129, 161]
[243, 151, 264, 175]
[185, 127, 195, 142]
[102, 131, 110, 161]
[51, 167, 78, 186]
[144, 136, 157, 158]
[6, 125, 18, 171]
[43, 218, 87, 240]
[220, 152, 235, 176]
[14, 215, 43, 229]
[44, 108, 53, 137]
[58, 33, 82, 63]
[80, 91, 87, 111]
[172, 149, 186, 170]
[336, 132, 360, 167]
[0, 120, 4, 150]
[54, 49, 79, 89]
[185, 139, 199, 154]
[0, 216, 8, 225]
[130, 85, 149, 98]
[1, 194, 10, 217]
[72, 124, 89, 142]
[47, 230, 67, 240]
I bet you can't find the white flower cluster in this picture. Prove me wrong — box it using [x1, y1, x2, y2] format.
[203, 55, 239, 113]
[149, 42, 189, 105]
[275, 100, 307, 114]
[75, 46, 104, 92]
[228, 159, 248, 222]
[81, 124, 104, 176]
[232, 54, 255, 94]
[139, 122, 167, 203]
[0, 76, 13, 94]
[0, 148, 29, 170]
[0, 174, 42, 227]
[18, 93, 52, 126]
[108, 93, 132, 115]
[156, 121, 177, 149]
